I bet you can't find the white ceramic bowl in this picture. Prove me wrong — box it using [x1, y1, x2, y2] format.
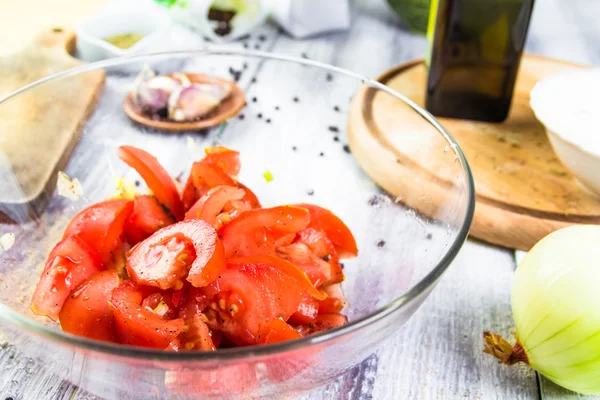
[530, 68, 600, 196]
[76, 8, 171, 62]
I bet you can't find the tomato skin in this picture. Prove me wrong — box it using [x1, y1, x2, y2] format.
[203, 146, 241, 177]
[125, 195, 175, 245]
[118, 146, 184, 220]
[257, 319, 302, 344]
[220, 206, 311, 258]
[59, 270, 120, 342]
[277, 243, 332, 288]
[185, 185, 245, 227]
[295, 204, 358, 258]
[109, 282, 185, 349]
[318, 297, 344, 314]
[288, 297, 319, 325]
[31, 235, 103, 321]
[201, 256, 324, 345]
[182, 162, 237, 211]
[63, 199, 133, 266]
[127, 220, 226, 289]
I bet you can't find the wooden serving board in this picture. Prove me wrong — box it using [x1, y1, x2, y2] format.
[0, 27, 104, 221]
[348, 54, 598, 251]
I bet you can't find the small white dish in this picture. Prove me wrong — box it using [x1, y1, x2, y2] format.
[76, 8, 171, 62]
[530, 68, 600, 197]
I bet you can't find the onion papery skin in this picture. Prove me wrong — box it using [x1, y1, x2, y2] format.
[512, 225, 600, 394]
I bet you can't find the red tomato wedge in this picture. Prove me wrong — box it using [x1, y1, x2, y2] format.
[170, 314, 217, 351]
[182, 162, 237, 211]
[109, 282, 185, 348]
[288, 297, 319, 325]
[295, 204, 358, 258]
[63, 199, 133, 266]
[201, 256, 325, 345]
[118, 146, 184, 220]
[185, 185, 245, 227]
[125, 195, 175, 244]
[220, 206, 311, 258]
[127, 220, 225, 289]
[31, 235, 103, 321]
[203, 146, 241, 177]
[257, 319, 302, 344]
[59, 270, 120, 342]
[237, 182, 261, 209]
[298, 313, 348, 336]
[277, 243, 333, 288]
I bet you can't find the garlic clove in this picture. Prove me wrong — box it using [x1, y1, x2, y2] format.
[134, 76, 182, 115]
[167, 83, 227, 122]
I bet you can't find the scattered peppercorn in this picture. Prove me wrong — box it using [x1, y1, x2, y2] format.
[426, 233, 433, 240]
[319, 152, 324, 157]
[252, 97, 257, 103]
[334, 105, 340, 112]
[228, 67, 241, 82]
[275, 106, 280, 110]
[293, 97, 299, 102]
[301, 52, 308, 59]
[134, 180, 140, 187]
[343, 144, 351, 154]
[307, 189, 314, 196]
[368, 195, 380, 206]
[258, 34, 267, 42]
[333, 136, 340, 142]
[377, 240, 386, 248]
[266, 118, 271, 123]
[292, 146, 297, 151]
[238, 114, 245, 120]
[243, 43, 249, 49]
[243, 62, 248, 69]
[251, 77, 257, 83]
[257, 113, 262, 119]
[328, 126, 339, 133]
[326, 73, 333, 82]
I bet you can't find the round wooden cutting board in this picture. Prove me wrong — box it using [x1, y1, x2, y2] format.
[348, 55, 599, 251]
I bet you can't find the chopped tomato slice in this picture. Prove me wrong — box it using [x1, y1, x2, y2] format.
[141, 292, 177, 320]
[185, 185, 245, 227]
[257, 319, 302, 344]
[59, 270, 119, 342]
[295, 204, 358, 258]
[182, 162, 237, 211]
[318, 297, 344, 314]
[127, 220, 225, 289]
[220, 206, 311, 258]
[201, 256, 324, 345]
[298, 313, 348, 336]
[288, 297, 319, 325]
[170, 314, 216, 351]
[237, 182, 261, 209]
[203, 146, 241, 177]
[63, 199, 133, 266]
[125, 195, 175, 244]
[277, 243, 332, 288]
[109, 282, 185, 348]
[31, 235, 103, 321]
[118, 145, 184, 220]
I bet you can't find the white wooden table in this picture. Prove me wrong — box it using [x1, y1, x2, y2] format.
[2, 0, 599, 398]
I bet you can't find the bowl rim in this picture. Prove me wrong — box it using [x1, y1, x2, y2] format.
[0, 49, 475, 362]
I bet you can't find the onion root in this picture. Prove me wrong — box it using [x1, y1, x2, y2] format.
[483, 331, 529, 366]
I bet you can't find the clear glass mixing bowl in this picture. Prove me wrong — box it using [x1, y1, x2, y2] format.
[0, 50, 474, 399]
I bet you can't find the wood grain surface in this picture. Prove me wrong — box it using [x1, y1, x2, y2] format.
[0, 27, 104, 216]
[1, 0, 599, 399]
[348, 55, 598, 251]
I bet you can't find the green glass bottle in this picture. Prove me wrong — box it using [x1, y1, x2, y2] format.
[425, 0, 535, 122]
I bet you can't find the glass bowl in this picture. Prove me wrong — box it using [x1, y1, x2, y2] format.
[0, 50, 474, 399]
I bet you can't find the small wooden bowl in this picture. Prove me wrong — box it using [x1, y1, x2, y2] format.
[123, 73, 246, 131]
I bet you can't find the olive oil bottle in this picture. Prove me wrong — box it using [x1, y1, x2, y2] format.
[425, 0, 535, 122]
